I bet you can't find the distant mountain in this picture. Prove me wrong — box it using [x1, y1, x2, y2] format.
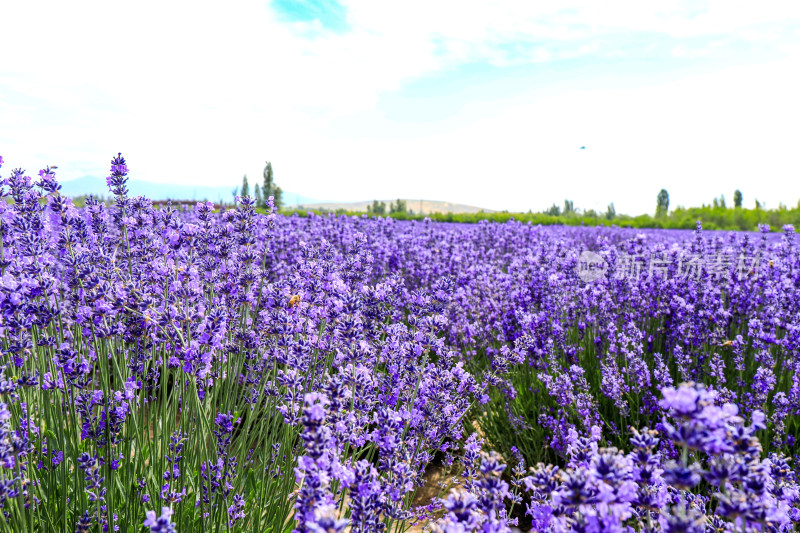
[287, 199, 494, 215]
[58, 176, 318, 205]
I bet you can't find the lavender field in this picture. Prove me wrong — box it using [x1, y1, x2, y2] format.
[2, 154, 800, 532]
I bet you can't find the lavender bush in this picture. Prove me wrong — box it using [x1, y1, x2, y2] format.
[0, 155, 506, 532]
[1, 153, 799, 532]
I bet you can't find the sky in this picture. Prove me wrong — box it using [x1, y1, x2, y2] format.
[2, 0, 800, 215]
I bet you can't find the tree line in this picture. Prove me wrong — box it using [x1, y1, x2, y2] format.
[284, 188, 800, 232]
[366, 199, 409, 215]
[235, 162, 283, 210]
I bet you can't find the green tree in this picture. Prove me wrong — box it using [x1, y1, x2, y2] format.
[605, 203, 616, 220]
[262, 162, 273, 205]
[370, 200, 386, 215]
[656, 189, 669, 217]
[545, 203, 561, 216]
[241, 175, 250, 198]
[262, 161, 283, 209]
[734, 190, 743, 208]
[389, 199, 407, 214]
[254, 183, 263, 207]
[563, 199, 575, 215]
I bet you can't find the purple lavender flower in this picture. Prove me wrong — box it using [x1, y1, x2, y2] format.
[144, 507, 177, 533]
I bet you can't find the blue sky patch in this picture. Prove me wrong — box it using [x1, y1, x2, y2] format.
[270, 0, 349, 33]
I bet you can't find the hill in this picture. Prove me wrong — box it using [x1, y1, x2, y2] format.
[288, 199, 494, 215]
